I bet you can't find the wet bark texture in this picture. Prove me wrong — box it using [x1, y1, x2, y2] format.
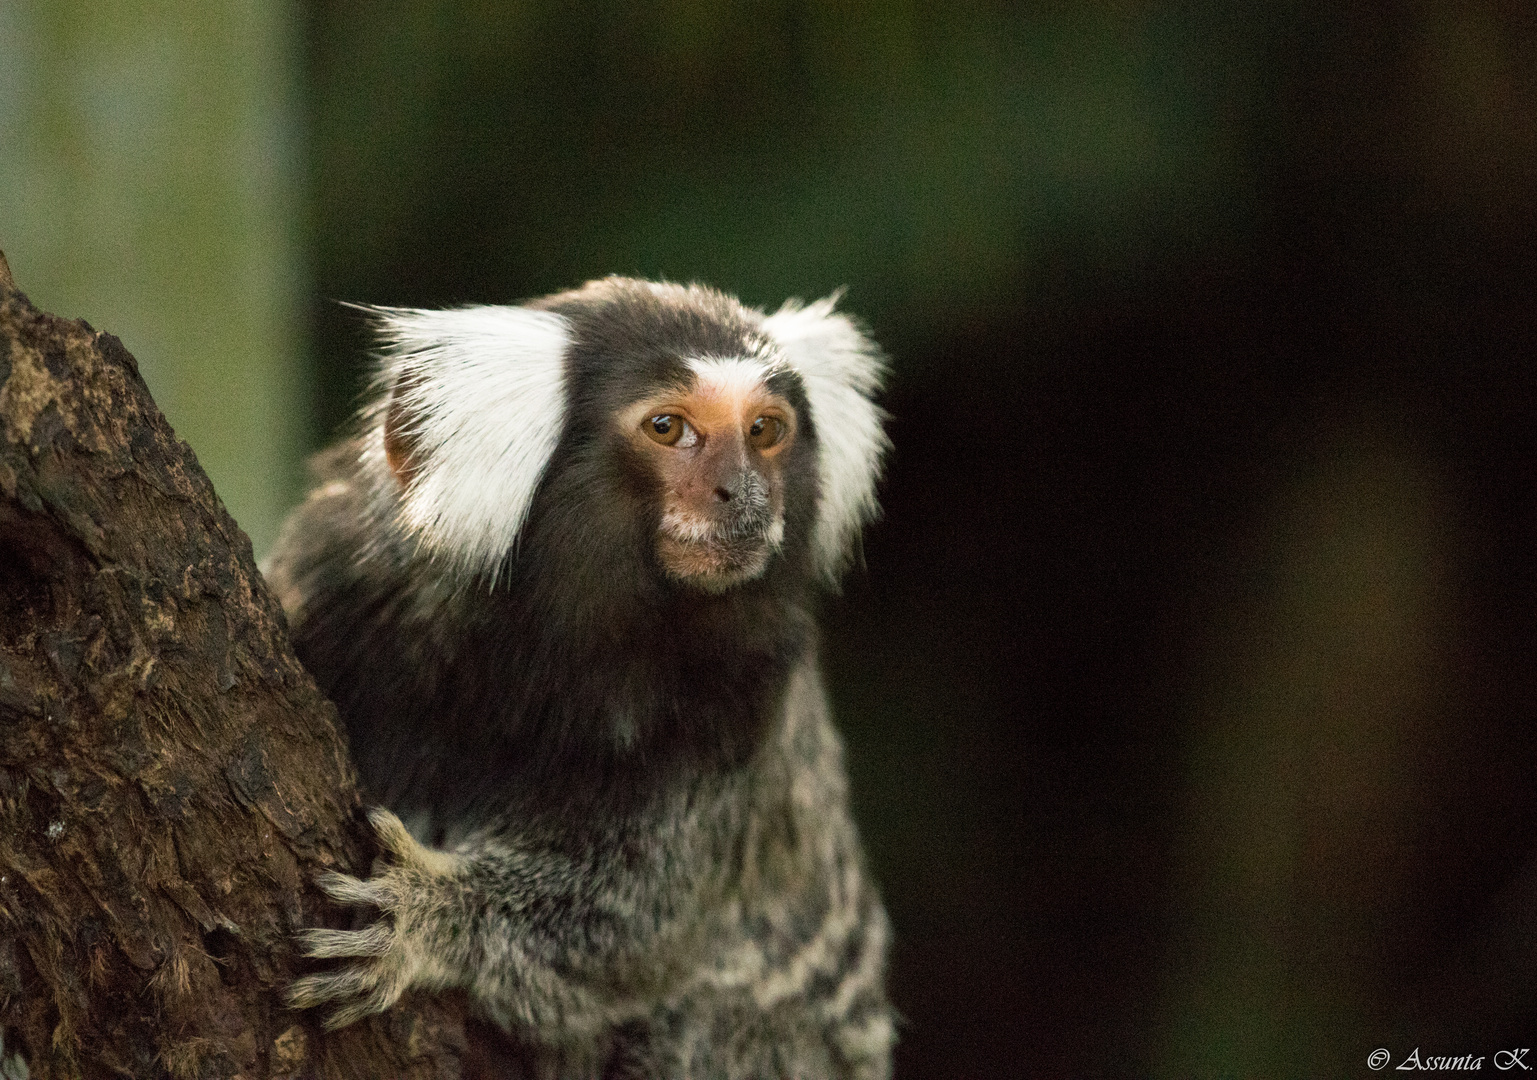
[0, 252, 474, 1078]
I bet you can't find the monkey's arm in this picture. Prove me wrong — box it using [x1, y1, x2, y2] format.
[287, 808, 622, 1036]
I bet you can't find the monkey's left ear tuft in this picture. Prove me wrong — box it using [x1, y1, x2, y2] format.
[761, 293, 890, 582]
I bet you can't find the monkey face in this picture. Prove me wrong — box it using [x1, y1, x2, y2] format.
[621, 359, 797, 593]
[359, 279, 886, 589]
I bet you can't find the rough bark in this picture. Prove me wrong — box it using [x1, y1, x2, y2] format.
[0, 251, 474, 1079]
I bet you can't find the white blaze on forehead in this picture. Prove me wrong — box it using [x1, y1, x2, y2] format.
[761, 294, 889, 582]
[366, 304, 571, 577]
[685, 355, 777, 404]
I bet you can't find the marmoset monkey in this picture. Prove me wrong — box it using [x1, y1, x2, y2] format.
[266, 278, 893, 1078]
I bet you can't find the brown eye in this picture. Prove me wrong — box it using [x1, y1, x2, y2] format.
[747, 415, 784, 450]
[647, 415, 680, 445]
[645, 414, 696, 447]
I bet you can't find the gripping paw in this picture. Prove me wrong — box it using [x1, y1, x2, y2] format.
[287, 807, 463, 1030]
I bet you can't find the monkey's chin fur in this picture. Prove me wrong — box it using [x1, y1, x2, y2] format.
[657, 531, 774, 593]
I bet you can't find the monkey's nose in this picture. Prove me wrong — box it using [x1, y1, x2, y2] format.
[712, 470, 747, 503]
[709, 469, 762, 512]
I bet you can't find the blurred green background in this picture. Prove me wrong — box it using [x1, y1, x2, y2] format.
[4, 2, 1537, 1076]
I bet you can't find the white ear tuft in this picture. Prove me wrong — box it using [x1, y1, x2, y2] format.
[361, 304, 571, 579]
[761, 294, 890, 582]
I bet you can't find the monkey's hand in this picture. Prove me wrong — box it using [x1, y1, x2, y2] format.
[289, 807, 621, 1038]
[287, 807, 470, 1029]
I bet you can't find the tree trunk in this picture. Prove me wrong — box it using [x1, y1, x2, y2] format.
[0, 251, 474, 1078]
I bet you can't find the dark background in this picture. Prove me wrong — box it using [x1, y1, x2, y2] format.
[301, 4, 1537, 1076]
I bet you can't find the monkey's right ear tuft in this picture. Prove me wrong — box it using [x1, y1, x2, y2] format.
[356, 304, 572, 579]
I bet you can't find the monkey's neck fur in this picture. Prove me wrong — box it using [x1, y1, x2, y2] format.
[271, 447, 820, 839]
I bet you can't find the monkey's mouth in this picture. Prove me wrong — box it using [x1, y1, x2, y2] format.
[657, 514, 783, 592]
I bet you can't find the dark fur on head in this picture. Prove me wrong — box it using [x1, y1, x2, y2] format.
[275, 278, 896, 1076]
[270, 280, 829, 833]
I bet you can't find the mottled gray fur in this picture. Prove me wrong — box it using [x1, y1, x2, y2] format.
[268, 279, 893, 1078]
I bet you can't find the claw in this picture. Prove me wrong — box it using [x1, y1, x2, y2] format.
[322, 986, 396, 1031]
[285, 972, 326, 1009]
[322, 1001, 371, 1032]
[315, 870, 389, 907]
[366, 807, 418, 860]
[288, 966, 374, 1009]
[298, 967, 409, 1030]
[296, 923, 394, 959]
[365, 806, 462, 877]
